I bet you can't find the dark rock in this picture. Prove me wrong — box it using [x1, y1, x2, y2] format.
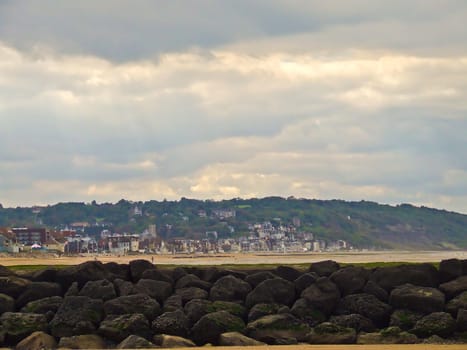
[245, 271, 276, 288]
[64, 281, 79, 297]
[307, 322, 357, 344]
[140, 268, 173, 284]
[363, 280, 389, 302]
[104, 294, 161, 321]
[104, 262, 130, 281]
[439, 276, 467, 299]
[175, 274, 211, 291]
[330, 314, 376, 332]
[301, 277, 340, 315]
[0, 312, 48, 344]
[219, 332, 266, 346]
[0, 293, 15, 315]
[357, 326, 419, 344]
[389, 284, 445, 314]
[176, 287, 208, 304]
[135, 279, 172, 303]
[30, 268, 57, 283]
[129, 259, 154, 282]
[446, 291, 467, 317]
[210, 275, 251, 302]
[153, 334, 196, 348]
[58, 334, 107, 349]
[410, 312, 457, 338]
[330, 266, 370, 296]
[50, 296, 104, 337]
[163, 294, 183, 312]
[79, 279, 116, 301]
[114, 278, 137, 296]
[55, 261, 114, 289]
[309, 260, 340, 277]
[457, 309, 467, 331]
[294, 272, 318, 294]
[390, 309, 423, 331]
[152, 309, 190, 337]
[202, 267, 247, 283]
[16, 281, 62, 309]
[274, 265, 302, 281]
[191, 310, 246, 345]
[172, 267, 188, 281]
[370, 263, 438, 291]
[15, 331, 57, 350]
[99, 313, 151, 342]
[246, 277, 295, 308]
[248, 303, 282, 322]
[184, 299, 212, 325]
[210, 301, 247, 319]
[277, 305, 290, 314]
[290, 298, 326, 326]
[117, 335, 156, 349]
[246, 313, 310, 344]
[0, 276, 30, 298]
[21, 296, 63, 320]
[336, 293, 392, 327]
[439, 258, 465, 282]
[0, 265, 13, 277]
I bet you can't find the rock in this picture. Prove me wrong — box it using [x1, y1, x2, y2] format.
[0, 312, 48, 344]
[410, 312, 456, 338]
[0, 293, 15, 315]
[176, 287, 208, 304]
[336, 293, 392, 327]
[330, 266, 370, 296]
[357, 327, 419, 344]
[140, 268, 173, 284]
[184, 299, 212, 325]
[439, 276, 467, 299]
[19, 282, 61, 307]
[330, 314, 376, 332]
[294, 272, 318, 294]
[389, 284, 445, 314]
[446, 291, 467, 317]
[191, 310, 245, 345]
[104, 262, 131, 281]
[246, 313, 310, 344]
[309, 260, 340, 277]
[307, 322, 357, 344]
[15, 331, 57, 350]
[78, 279, 116, 301]
[0, 265, 13, 277]
[202, 267, 246, 283]
[163, 294, 183, 312]
[64, 281, 79, 297]
[248, 303, 282, 322]
[0, 276, 30, 298]
[457, 309, 467, 331]
[209, 275, 251, 302]
[113, 278, 137, 296]
[129, 259, 154, 282]
[55, 261, 114, 289]
[58, 334, 107, 349]
[273, 266, 302, 282]
[117, 334, 156, 349]
[290, 298, 326, 326]
[21, 296, 63, 320]
[219, 332, 266, 346]
[135, 279, 172, 303]
[172, 267, 188, 281]
[245, 271, 276, 288]
[49, 296, 104, 337]
[99, 313, 151, 342]
[245, 278, 295, 308]
[370, 263, 438, 291]
[30, 268, 57, 283]
[363, 280, 389, 302]
[152, 309, 190, 338]
[153, 334, 196, 348]
[175, 274, 211, 291]
[104, 294, 161, 321]
[210, 301, 247, 319]
[439, 258, 466, 282]
[390, 309, 423, 331]
[300, 277, 340, 316]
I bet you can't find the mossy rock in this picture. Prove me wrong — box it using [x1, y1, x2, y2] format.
[246, 313, 310, 343]
[0, 312, 48, 345]
[191, 310, 245, 345]
[209, 301, 247, 319]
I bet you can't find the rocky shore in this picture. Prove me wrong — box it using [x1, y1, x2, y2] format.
[0, 259, 466, 349]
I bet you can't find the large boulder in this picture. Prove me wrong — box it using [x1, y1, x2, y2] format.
[104, 262, 130, 281]
[336, 293, 392, 327]
[439, 258, 467, 282]
[129, 259, 154, 282]
[55, 261, 115, 289]
[163, 294, 183, 312]
[357, 326, 419, 344]
[247, 303, 282, 322]
[294, 272, 318, 294]
[389, 309, 424, 331]
[104, 294, 161, 321]
[78, 279, 116, 301]
[301, 277, 340, 315]
[0, 293, 15, 314]
[191, 310, 245, 345]
[21, 296, 63, 321]
[117, 334, 156, 349]
[140, 268, 173, 284]
[410, 312, 457, 338]
[363, 280, 389, 302]
[176, 287, 208, 304]
[0, 312, 48, 344]
[202, 267, 246, 283]
[175, 274, 211, 291]
[0, 276, 30, 298]
[330, 266, 370, 296]
[273, 266, 302, 282]
[153, 334, 196, 348]
[16, 281, 62, 309]
[184, 299, 213, 325]
[49, 296, 104, 337]
[29, 268, 57, 283]
[446, 291, 467, 317]
[0, 265, 13, 277]
[329, 314, 376, 333]
[370, 264, 438, 291]
[58, 334, 107, 349]
[209, 275, 251, 302]
[113, 278, 137, 296]
[152, 309, 190, 338]
[457, 309, 467, 331]
[309, 260, 340, 277]
[245, 271, 276, 288]
[15, 331, 57, 350]
[245, 277, 295, 308]
[290, 298, 326, 326]
[439, 276, 467, 299]
[135, 279, 173, 303]
[246, 313, 310, 344]
[99, 313, 152, 342]
[219, 332, 266, 346]
[389, 284, 445, 314]
[307, 322, 357, 344]
[210, 301, 247, 319]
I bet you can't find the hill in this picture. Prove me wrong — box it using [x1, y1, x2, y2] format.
[1, 197, 466, 249]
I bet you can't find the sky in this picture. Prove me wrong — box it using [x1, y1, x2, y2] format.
[0, 1, 466, 213]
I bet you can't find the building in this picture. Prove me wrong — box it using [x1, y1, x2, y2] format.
[212, 209, 236, 219]
[12, 227, 48, 246]
[107, 234, 139, 254]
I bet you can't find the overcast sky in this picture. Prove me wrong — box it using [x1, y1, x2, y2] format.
[1, 1, 466, 213]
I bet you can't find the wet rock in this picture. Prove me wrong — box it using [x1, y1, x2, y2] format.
[129, 259, 154, 282]
[30, 268, 57, 283]
[58, 334, 107, 349]
[330, 314, 376, 332]
[0, 312, 47, 344]
[16, 281, 62, 309]
[104, 294, 161, 321]
[140, 268, 173, 284]
[55, 261, 114, 290]
[308, 260, 340, 277]
[152, 309, 190, 338]
[330, 266, 370, 296]
[457, 309, 467, 331]
[246, 277, 295, 308]
[307, 322, 357, 344]
[117, 334, 156, 349]
[370, 263, 438, 291]
[163, 294, 183, 312]
[135, 279, 172, 303]
[389, 284, 445, 314]
[21, 296, 63, 321]
[79, 279, 116, 301]
[301, 277, 340, 316]
[15, 331, 57, 350]
[191, 310, 246, 345]
[184, 299, 212, 325]
[439, 258, 466, 283]
[336, 293, 392, 327]
[64, 281, 79, 297]
[219, 331, 266, 346]
[246, 313, 310, 344]
[113, 278, 137, 296]
[210, 275, 251, 302]
[410, 312, 457, 338]
[0, 276, 30, 298]
[153, 334, 196, 348]
[99, 313, 151, 342]
[104, 262, 130, 281]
